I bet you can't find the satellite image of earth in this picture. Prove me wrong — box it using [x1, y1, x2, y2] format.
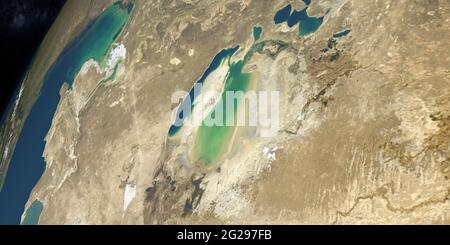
[0, 0, 450, 225]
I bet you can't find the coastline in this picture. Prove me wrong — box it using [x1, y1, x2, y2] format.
[0, 0, 113, 191]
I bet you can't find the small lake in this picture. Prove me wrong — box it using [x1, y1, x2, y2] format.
[253, 26, 263, 41]
[20, 200, 43, 225]
[333, 29, 351, 38]
[0, 1, 133, 224]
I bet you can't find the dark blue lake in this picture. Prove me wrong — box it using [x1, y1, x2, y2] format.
[333, 29, 351, 38]
[273, 1, 325, 37]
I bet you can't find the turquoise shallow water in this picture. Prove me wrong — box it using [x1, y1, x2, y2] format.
[0, 1, 132, 225]
[193, 30, 263, 166]
[21, 200, 43, 225]
[54, 2, 132, 89]
[170, 24, 266, 166]
[194, 55, 252, 166]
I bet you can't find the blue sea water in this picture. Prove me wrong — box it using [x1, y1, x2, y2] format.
[0, 2, 132, 225]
